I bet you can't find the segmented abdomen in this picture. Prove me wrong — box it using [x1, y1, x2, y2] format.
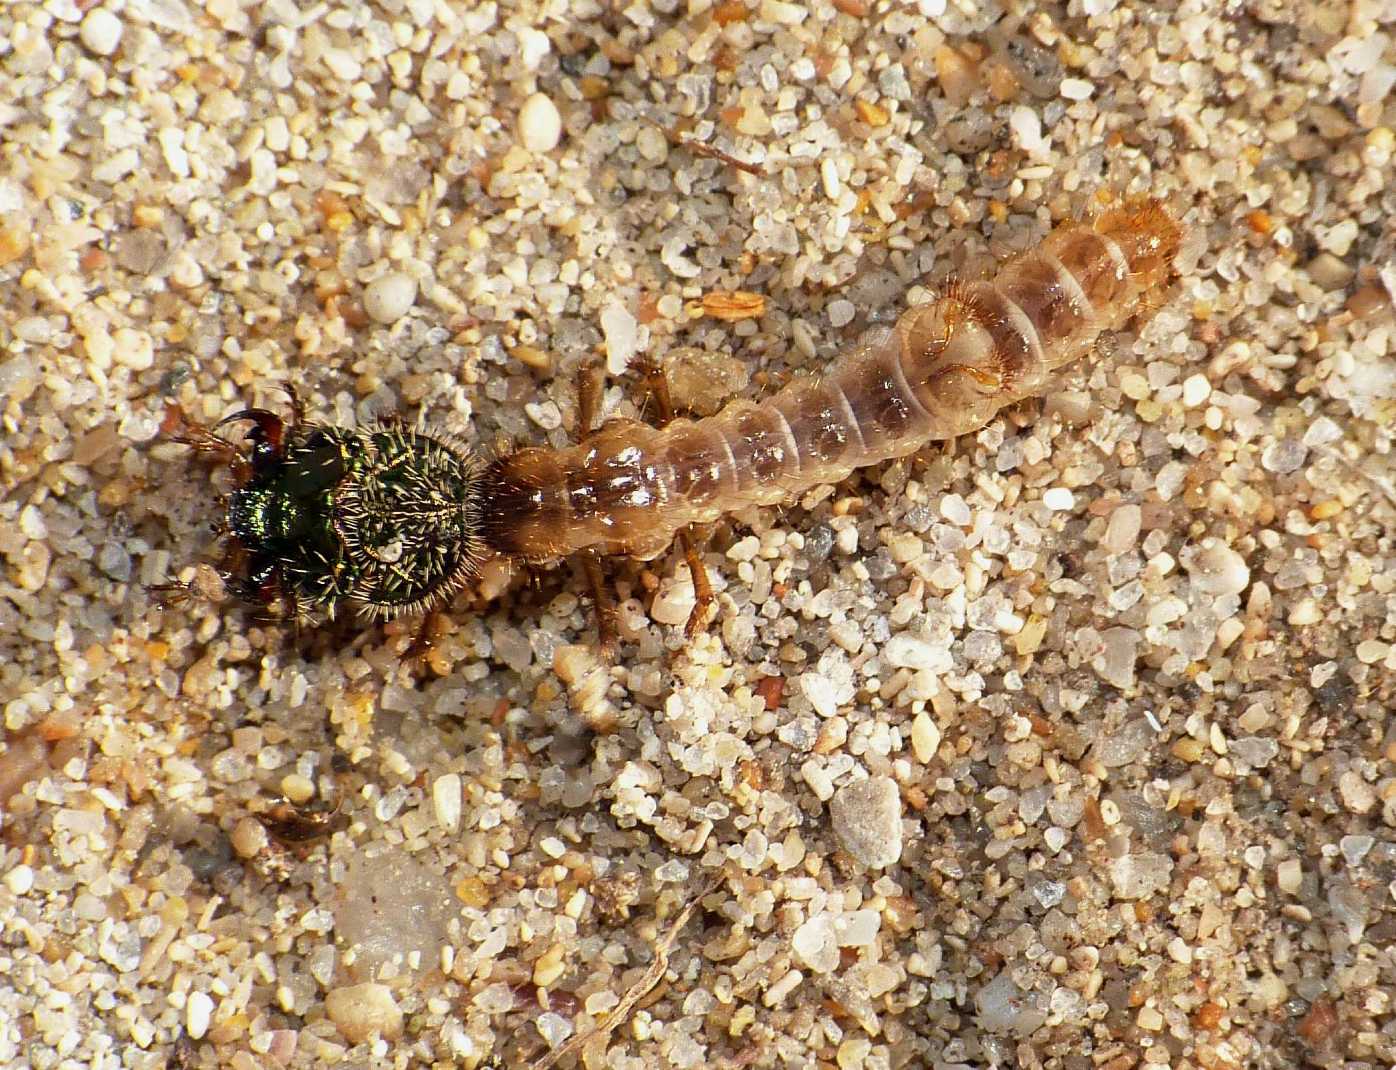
[483, 199, 1181, 560]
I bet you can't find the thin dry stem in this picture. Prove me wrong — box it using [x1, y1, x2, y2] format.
[531, 876, 721, 1070]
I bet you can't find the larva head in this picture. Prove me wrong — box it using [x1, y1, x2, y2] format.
[215, 413, 487, 621]
[1093, 198, 1183, 291]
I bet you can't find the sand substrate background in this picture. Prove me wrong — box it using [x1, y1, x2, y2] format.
[2, 0, 1396, 1067]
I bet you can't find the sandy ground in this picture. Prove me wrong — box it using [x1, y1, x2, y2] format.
[2, 0, 1396, 1068]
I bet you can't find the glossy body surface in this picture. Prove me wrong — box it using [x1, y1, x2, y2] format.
[477, 198, 1182, 562]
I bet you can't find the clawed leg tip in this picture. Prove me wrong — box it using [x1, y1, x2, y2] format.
[682, 597, 718, 642]
[146, 581, 191, 607]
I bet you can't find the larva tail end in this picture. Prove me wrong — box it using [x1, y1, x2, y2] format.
[1093, 197, 1183, 288]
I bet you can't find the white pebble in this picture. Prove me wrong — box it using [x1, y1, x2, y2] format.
[835, 524, 859, 554]
[836, 909, 880, 947]
[1095, 627, 1139, 689]
[884, 635, 952, 673]
[518, 92, 563, 152]
[1060, 77, 1094, 100]
[1009, 105, 1048, 158]
[820, 158, 841, 199]
[1181, 373, 1211, 407]
[1288, 599, 1322, 627]
[976, 972, 1046, 1035]
[762, 968, 804, 1007]
[650, 575, 696, 626]
[517, 28, 551, 71]
[760, 0, 808, 24]
[911, 711, 940, 763]
[323, 49, 362, 82]
[1108, 851, 1172, 899]
[1295, 413, 1340, 444]
[325, 983, 404, 1043]
[433, 774, 462, 832]
[1155, 461, 1187, 501]
[0, 355, 38, 399]
[1183, 539, 1250, 597]
[1356, 640, 1390, 665]
[800, 759, 835, 802]
[186, 992, 214, 1040]
[600, 302, 639, 374]
[1319, 219, 1359, 257]
[363, 273, 417, 324]
[5, 864, 34, 895]
[792, 914, 839, 973]
[536, 1011, 573, 1047]
[1339, 769, 1377, 814]
[799, 672, 840, 718]
[830, 776, 903, 868]
[80, 8, 124, 56]
[1340, 834, 1374, 866]
[1102, 503, 1141, 554]
[1276, 858, 1302, 895]
[726, 536, 761, 562]
[19, 504, 46, 540]
[827, 299, 856, 328]
[1337, 33, 1387, 75]
[636, 126, 668, 163]
[1360, 64, 1396, 106]
[939, 493, 971, 526]
[526, 399, 563, 431]
[1260, 438, 1307, 475]
[1042, 487, 1075, 511]
[112, 328, 154, 370]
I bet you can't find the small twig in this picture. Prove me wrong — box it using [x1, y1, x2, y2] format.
[532, 876, 720, 1070]
[669, 129, 765, 176]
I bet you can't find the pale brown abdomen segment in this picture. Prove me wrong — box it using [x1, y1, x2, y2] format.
[485, 199, 1181, 559]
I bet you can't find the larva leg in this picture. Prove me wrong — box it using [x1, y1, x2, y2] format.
[635, 356, 674, 425]
[151, 407, 254, 609]
[402, 610, 445, 670]
[680, 533, 715, 639]
[634, 357, 717, 640]
[565, 357, 625, 655]
[580, 549, 619, 660]
[575, 358, 605, 439]
[278, 381, 307, 429]
[939, 363, 1005, 392]
[147, 574, 203, 609]
[160, 403, 251, 482]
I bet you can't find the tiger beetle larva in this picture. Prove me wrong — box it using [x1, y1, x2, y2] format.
[160, 197, 1182, 655]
